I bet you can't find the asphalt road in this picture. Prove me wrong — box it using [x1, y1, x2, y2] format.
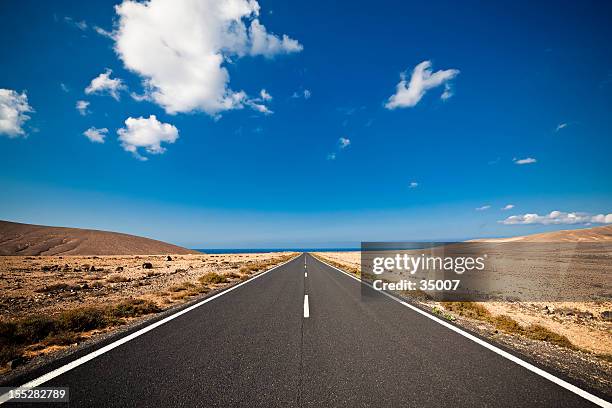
[5, 253, 605, 407]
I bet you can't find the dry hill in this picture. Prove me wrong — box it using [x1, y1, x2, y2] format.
[0, 220, 199, 256]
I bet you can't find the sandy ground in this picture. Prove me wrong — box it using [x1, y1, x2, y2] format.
[0, 252, 296, 320]
[313, 251, 612, 395]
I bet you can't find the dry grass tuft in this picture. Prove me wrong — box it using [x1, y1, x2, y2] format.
[441, 302, 575, 349]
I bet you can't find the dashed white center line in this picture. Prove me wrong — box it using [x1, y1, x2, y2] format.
[303, 295, 310, 318]
[305, 272, 307, 277]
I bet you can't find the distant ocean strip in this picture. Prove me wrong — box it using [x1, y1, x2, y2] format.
[194, 248, 360, 254]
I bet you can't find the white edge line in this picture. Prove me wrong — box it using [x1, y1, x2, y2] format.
[0, 254, 303, 405]
[312, 255, 612, 408]
[304, 295, 310, 318]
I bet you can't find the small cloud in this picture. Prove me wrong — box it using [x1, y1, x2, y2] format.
[326, 152, 336, 160]
[338, 137, 350, 149]
[409, 181, 418, 189]
[75, 100, 90, 116]
[385, 60, 459, 109]
[500, 211, 612, 225]
[440, 83, 453, 101]
[555, 123, 568, 132]
[246, 100, 273, 115]
[93, 26, 114, 39]
[476, 205, 491, 211]
[83, 127, 108, 143]
[64, 16, 87, 31]
[85, 69, 126, 100]
[260, 89, 272, 101]
[501, 204, 515, 211]
[117, 115, 179, 160]
[0, 88, 34, 138]
[513, 157, 537, 165]
[60, 83, 69, 93]
[488, 157, 500, 165]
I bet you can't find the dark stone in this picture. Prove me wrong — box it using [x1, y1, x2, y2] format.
[142, 262, 153, 269]
[601, 311, 612, 321]
[10, 356, 27, 370]
[167, 256, 173, 261]
[115, 266, 124, 272]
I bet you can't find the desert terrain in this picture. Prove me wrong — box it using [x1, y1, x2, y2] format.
[0, 251, 297, 377]
[312, 225, 612, 395]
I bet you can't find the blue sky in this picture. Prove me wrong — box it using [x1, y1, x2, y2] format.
[1, 0, 611, 247]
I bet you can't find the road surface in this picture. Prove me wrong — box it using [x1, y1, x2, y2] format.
[4, 253, 606, 407]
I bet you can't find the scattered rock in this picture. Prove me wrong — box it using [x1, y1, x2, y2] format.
[167, 256, 173, 261]
[142, 262, 153, 269]
[601, 311, 612, 321]
[576, 311, 593, 319]
[115, 266, 124, 272]
[543, 305, 555, 314]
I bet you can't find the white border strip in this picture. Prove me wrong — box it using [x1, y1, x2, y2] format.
[312, 255, 611, 408]
[0, 254, 301, 405]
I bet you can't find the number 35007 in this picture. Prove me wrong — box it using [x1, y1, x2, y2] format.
[419, 280, 460, 291]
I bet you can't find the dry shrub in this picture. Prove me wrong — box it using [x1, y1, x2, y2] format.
[199, 273, 227, 284]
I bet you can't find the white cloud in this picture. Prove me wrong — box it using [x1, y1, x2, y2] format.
[60, 83, 69, 93]
[83, 127, 108, 143]
[501, 211, 612, 225]
[76, 100, 90, 116]
[0, 89, 34, 138]
[440, 83, 453, 101]
[249, 19, 303, 57]
[246, 100, 273, 115]
[514, 157, 537, 165]
[476, 205, 491, 211]
[327, 152, 336, 160]
[555, 123, 568, 132]
[385, 61, 459, 109]
[85, 69, 126, 100]
[117, 115, 179, 160]
[303, 89, 311, 99]
[501, 204, 515, 211]
[409, 181, 418, 189]
[338, 137, 350, 149]
[112, 0, 301, 116]
[260, 89, 272, 101]
[93, 26, 114, 39]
